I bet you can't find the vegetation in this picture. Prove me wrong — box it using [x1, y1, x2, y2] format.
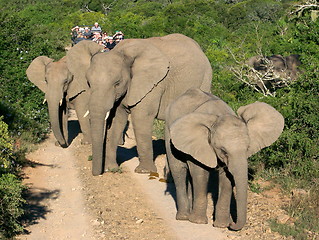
[0, 118, 26, 238]
[0, 0, 318, 238]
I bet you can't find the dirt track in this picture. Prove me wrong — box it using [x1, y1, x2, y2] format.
[17, 115, 290, 240]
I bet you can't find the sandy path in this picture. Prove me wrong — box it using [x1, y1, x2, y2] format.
[18, 134, 95, 240]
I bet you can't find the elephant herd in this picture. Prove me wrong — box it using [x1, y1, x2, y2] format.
[26, 33, 284, 231]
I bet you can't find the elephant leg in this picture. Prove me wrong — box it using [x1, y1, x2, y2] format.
[73, 92, 91, 145]
[105, 104, 129, 171]
[165, 130, 190, 220]
[187, 161, 209, 224]
[130, 107, 158, 174]
[214, 168, 232, 228]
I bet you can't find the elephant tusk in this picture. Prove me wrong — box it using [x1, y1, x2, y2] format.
[105, 111, 110, 121]
[43, 98, 47, 104]
[59, 99, 63, 106]
[83, 110, 89, 118]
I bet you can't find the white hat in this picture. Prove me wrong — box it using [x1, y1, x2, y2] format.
[95, 22, 99, 25]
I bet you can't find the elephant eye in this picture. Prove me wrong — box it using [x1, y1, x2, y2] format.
[114, 81, 120, 87]
[221, 148, 228, 158]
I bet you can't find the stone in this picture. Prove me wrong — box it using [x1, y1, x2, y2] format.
[277, 214, 290, 224]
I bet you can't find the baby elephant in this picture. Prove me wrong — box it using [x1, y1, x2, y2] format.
[165, 88, 284, 231]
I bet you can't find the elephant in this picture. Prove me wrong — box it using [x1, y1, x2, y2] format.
[67, 34, 213, 176]
[165, 88, 284, 231]
[26, 43, 104, 147]
[247, 54, 301, 80]
[245, 54, 301, 94]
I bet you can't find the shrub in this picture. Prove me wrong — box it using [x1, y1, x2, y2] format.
[0, 118, 25, 238]
[224, 0, 284, 28]
[0, 174, 26, 238]
[0, 117, 13, 175]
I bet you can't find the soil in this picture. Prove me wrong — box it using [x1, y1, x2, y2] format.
[17, 112, 292, 240]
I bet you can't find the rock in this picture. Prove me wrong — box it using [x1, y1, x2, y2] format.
[277, 214, 290, 224]
[136, 219, 144, 224]
[265, 228, 272, 234]
[91, 219, 100, 226]
[291, 188, 309, 198]
[227, 233, 239, 239]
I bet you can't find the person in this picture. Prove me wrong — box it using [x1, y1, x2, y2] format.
[113, 30, 124, 42]
[102, 32, 108, 42]
[105, 36, 116, 51]
[74, 33, 86, 44]
[92, 32, 102, 42]
[83, 27, 92, 39]
[70, 26, 80, 45]
[91, 22, 102, 33]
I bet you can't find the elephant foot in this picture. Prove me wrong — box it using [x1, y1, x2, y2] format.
[188, 213, 208, 224]
[134, 163, 157, 174]
[176, 211, 190, 221]
[213, 218, 231, 228]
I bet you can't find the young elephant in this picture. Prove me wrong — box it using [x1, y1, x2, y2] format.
[165, 88, 284, 231]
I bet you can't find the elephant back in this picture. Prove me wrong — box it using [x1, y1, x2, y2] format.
[166, 89, 218, 127]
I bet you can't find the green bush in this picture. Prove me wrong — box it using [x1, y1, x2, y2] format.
[0, 117, 13, 175]
[224, 0, 284, 28]
[0, 118, 25, 238]
[0, 174, 26, 239]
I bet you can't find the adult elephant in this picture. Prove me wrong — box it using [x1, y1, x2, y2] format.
[68, 34, 212, 175]
[247, 54, 301, 80]
[165, 88, 284, 231]
[26, 43, 104, 147]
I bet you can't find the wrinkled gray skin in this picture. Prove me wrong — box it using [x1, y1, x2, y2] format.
[26, 46, 103, 147]
[247, 54, 301, 80]
[68, 34, 212, 176]
[165, 88, 284, 231]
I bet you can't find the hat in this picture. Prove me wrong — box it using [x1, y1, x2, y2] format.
[75, 26, 79, 28]
[95, 22, 99, 25]
[85, 27, 89, 30]
[108, 36, 113, 40]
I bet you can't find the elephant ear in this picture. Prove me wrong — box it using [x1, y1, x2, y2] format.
[170, 112, 218, 169]
[237, 102, 284, 157]
[66, 41, 104, 99]
[26, 56, 53, 93]
[118, 39, 170, 107]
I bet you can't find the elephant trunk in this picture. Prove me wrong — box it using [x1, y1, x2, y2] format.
[90, 101, 113, 176]
[229, 159, 248, 231]
[47, 95, 68, 148]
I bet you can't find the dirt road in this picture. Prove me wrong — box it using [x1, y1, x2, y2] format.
[18, 118, 290, 240]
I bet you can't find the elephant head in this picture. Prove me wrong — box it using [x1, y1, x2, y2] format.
[66, 40, 105, 98]
[67, 40, 170, 175]
[169, 101, 284, 230]
[247, 54, 301, 80]
[26, 42, 104, 147]
[26, 56, 72, 147]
